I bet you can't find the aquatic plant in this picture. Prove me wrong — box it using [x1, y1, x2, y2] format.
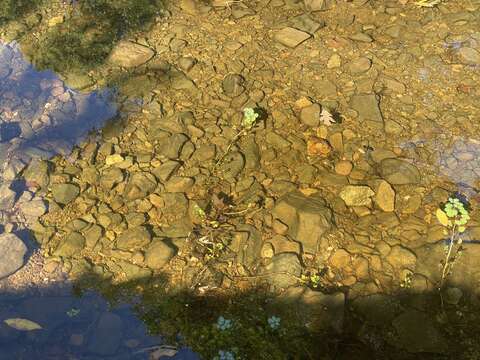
[214, 350, 236, 360]
[241, 107, 259, 130]
[216, 316, 233, 331]
[436, 195, 471, 289]
[267, 316, 281, 330]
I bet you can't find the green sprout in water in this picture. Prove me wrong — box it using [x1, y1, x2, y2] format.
[242, 107, 259, 130]
[66, 308, 81, 317]
[268, 316, 281, 330]
[300, 271, 321, 289]
[436, 195, 471, 289]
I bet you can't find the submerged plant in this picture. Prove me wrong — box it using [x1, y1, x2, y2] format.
[268, 316, 281, 330]
[216, 316, 233, 331]
[436, 195, 471, 288]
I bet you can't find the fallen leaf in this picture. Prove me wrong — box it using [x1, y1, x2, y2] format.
[435, 208, 449, 227]
[319, 108, 335, 126]
[4, 318, 42, 331]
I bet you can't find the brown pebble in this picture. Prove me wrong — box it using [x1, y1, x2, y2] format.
[335, 160, 353, 175]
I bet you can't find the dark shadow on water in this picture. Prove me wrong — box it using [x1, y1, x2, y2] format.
[0, 41, 118, 176]
[0, 0, 44, 26]
[1, 266, 477, 360]
[25, 0, 167, 75]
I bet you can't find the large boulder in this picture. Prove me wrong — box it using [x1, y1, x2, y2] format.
[271, 191, 333, 254]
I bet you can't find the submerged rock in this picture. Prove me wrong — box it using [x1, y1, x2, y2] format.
[271, 191, 333, 254]
[261, 253, 302, 289]
[108, 41, 155, 68]
[0, 233, 27, 279]
[116, 226, 152, 251]
[51, 183, 80, 204]
[379, 158, 421, 185]
[391, 310, 447, 353]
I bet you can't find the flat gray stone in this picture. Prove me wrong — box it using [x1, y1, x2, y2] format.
[457, 47, 480, 65]
[144, 238, 177, 269]
[262, 253, 302, 289]
[54, 232, 85, 257]
[108, 41, 155, 68]
[0, 233, 27, 279]
[116, 226, 152, 251]
[272, 191, 333, 254]
[274, 27, 311, 48]
[87, 312, 123, 355]
[379, 158, 421, 185]
[0, 184, 16, 210]
[348, 57, 372, 74]
[51, 183, 80, 204]
[350, 94, 384, 128]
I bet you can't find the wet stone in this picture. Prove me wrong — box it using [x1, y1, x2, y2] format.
[54, 232, 86, 257]
[289, 14, 324, 34]
[262, 253, 302, 289]
[379, 158, 421, 185]
[391, 310, 446, 353]
[300, 103, 321, 127]
[350, 94, 384, 128]
[165, 176, 194, 193]
[18, 199, 47, 218]
[51, 183, 80, 205]
[374, 180, 395, 212]
[457, 47, 480, 65]
[144, 238, 177, 269]
[87, 312, 123, 355]
[348, 57, 372, 74]
[124, 172, 157, 201]
[219, 151, 245, 181]
[0, 233, 27, 279]
[108, 41, 155, 68]
[272, 191, 333, 254]
[222, 74, 245, 97]
[116, 226, 152, 251]
[339, 185, 374, 207]
[0, 183, 16, 210]
[274, 27, 312, 48]
[152, 160, 181, 182]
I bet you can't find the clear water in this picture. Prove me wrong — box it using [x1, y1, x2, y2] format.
[0, 41, 199, 360]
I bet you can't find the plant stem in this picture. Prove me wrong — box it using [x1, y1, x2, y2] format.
[440, 223, 457, 289]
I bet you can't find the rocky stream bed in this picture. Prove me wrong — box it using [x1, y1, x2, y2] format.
[1, 0, 480, 359]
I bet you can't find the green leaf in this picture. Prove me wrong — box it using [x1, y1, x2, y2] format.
[4, 318, 42, 331]
[436, 208, 450, 227]
[458, 226, 466, 233]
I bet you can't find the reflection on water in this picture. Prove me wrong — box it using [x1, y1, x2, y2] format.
[0, 41, 193, 359]
[0, 40, 117, 182]
[0, 289, 162, 359]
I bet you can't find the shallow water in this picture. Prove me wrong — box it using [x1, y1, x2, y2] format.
[0, 41, 200, 359]
[0, 41, 117, 180]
